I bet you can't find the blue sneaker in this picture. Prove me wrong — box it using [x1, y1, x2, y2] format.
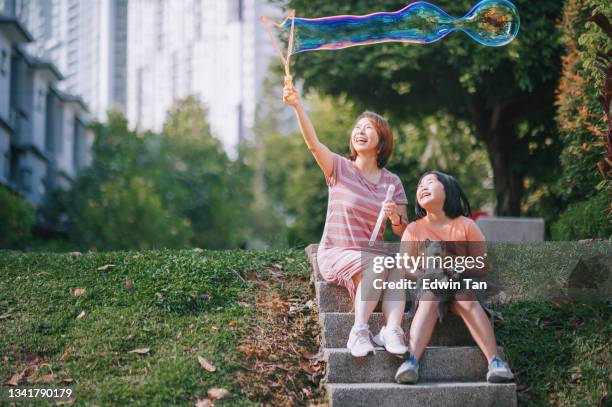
[395, 354, 419, 384]
[487, 356, 514, 382]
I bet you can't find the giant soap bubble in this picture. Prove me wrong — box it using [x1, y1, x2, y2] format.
[280, 0, 520, 54]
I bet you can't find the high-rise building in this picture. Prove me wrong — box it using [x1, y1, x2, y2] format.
[5, 0, 128, 119]
[127, 0, 280, 153]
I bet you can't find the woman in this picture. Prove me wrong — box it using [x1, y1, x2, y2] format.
[283, 83, 409, 357]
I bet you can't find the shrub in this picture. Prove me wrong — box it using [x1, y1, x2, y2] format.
[0, 185, 35, 249]
[551, 189, 612, 240]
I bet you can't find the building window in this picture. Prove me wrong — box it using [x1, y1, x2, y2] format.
[3, 151, 9, 180]
[37, 89, 45, 112]
[229, 0, 243, 22]
[156, 0, 165, 51]
[237, 103, 244, 144]
[0, 49, 7, 76]
[194, 0, 202, 39]
[19, 167, 31, 192]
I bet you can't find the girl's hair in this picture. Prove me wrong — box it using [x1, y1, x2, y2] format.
[349, 111, 393, 168]
[415, 171, 472, 220]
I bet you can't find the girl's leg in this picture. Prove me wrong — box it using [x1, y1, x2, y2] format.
[409, 293, 439, 360]
[450, 299, 497, 362]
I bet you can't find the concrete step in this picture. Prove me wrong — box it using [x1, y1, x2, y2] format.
[325, 346, 503, 383]
[326, 382, 517, 407]
[317, 281, 397, 313]
[321, 312, 475, 348]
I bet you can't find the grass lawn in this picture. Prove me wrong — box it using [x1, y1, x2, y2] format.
[0, 249, 324, 406]
[1, 248, 610, 406]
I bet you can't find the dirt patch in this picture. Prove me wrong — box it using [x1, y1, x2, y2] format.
[236, 265, 327, 406]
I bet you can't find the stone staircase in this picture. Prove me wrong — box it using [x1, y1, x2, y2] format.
[305, 244, 517, 407]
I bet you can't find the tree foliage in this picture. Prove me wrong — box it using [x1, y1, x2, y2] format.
[59, 99, 250, 251]
[278, 0, 564, 215]
[546, 0, 612, 239]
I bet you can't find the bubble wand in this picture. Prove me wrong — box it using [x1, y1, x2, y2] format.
[260, 10, 297, 98]
[369, 185, 395, 246]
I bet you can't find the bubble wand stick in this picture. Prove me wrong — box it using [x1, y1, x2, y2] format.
[369, 185, 395, 246]
[260, 10, 297, 98]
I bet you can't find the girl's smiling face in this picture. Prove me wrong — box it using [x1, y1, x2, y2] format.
[350, 117, 380, 155]
[417, 173, 446, 212]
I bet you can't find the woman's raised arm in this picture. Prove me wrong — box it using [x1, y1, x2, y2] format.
[283, 83, 334, 178]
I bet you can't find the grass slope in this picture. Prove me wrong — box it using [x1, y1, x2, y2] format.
[0, 249, 323, 406]
[0, 248, 610, 406]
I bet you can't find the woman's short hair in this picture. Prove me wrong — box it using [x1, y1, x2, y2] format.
[415, 171, 472, 219]
[349, 111, 394, 168]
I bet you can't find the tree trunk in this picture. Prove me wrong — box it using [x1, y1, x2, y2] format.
[484, 129, 524, 216]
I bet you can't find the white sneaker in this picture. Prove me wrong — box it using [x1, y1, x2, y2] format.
[373, 325, 408, 356]
[346, 326, 375, 357]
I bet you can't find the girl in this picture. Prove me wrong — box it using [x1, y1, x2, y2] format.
[395, 171, 514, 384]
[283, 83, 409, 357]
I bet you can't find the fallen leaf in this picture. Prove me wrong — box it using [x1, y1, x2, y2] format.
[69, 252, 82, 257]
[192, 248, 204, 253]
[301, 350, 316, 359]
[128, 348, 150, 355]
[55, 399, 75, 405]
[60, 347, 73, 361]
[97, 264, 115, 271]
[551, 296, 572, 306]
[6, 372, 22, 386]
[61, 378, 74, 383]
[198, 356, 216, 372]
[76, 311, 86, 320]
[125, 276, 133, 290]
[207, 388, 231, 400]
[39, 373, 55, 382]
[300, 362, 318, 375]
[73, 288, 86, 297]
[195, 398, 213, 407]
[237, 301, 251, 307]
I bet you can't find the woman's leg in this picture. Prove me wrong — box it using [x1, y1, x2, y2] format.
[450, 298, 497, 362]
[408, 293, 439, 360]
[352, 272, 382, 325]
[381, 268, 406, 328]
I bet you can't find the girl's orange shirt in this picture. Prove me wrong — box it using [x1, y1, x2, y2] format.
[401, 216, 488, 276]
[402, 215, 485, 242]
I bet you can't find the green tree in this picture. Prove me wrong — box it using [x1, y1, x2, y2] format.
[279, 0, 564, 215]
[545, 0, 611, 239]
[158, 97, 252, 249]
[64, 111, 192, 250]
[69, 176, 192, 250]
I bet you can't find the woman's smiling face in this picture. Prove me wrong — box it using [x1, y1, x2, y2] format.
[351, 117, 380, 155]
[417, 173, 446, 212]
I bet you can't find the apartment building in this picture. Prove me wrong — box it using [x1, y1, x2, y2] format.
[0, 14, 92, 207]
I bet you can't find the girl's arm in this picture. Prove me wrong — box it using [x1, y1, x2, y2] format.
[284, 83, 334, 178]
